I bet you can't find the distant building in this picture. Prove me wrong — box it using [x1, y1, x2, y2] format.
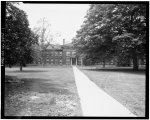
[33, 41, 83, 65]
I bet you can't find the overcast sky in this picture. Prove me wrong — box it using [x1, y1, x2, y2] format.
[17, 3, 90, 45]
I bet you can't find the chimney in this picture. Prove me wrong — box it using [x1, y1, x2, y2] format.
[63, 39, 65, 46]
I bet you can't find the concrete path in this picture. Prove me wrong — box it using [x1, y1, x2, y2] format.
[73, 66, 136, 117]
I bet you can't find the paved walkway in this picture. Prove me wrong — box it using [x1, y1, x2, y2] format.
[73, 66, 136, 117]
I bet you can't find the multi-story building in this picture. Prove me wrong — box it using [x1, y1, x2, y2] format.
[33, 41, 83, 66]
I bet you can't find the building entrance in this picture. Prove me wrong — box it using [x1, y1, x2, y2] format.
[72, 58, 76, 65]
[71, 58, 77, 65]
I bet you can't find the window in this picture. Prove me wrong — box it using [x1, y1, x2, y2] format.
[46, 59, 49, 64]
[110, 60, 114, 64]
[55, 59, 58, 64]
[72, 51, 76, 56]
[59, 52, 62, 56]
[46, 58, 49, 61]
[66, 58, 70, 62]
[66, 51, 70, 56]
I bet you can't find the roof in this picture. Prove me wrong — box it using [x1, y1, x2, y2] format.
[46, 42, 74, 50]
[33, 42, 74, 51]
[47, 44, 62, 50]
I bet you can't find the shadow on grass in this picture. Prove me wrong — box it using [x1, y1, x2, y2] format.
[82, 68, 145, 75]
[5, 75, 74, 96]
[6, 70, 50, 73]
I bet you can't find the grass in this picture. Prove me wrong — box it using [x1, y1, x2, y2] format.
[79, 66, 146, 117]
[5, 66, 82, 116]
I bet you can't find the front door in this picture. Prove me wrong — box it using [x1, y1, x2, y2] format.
[72, 58, 76, 65]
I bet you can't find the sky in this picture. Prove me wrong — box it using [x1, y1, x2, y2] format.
[17, 3, 90, 45]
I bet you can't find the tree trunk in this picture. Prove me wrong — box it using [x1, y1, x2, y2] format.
[42, 50, 45, 67]
[9, 64, 11, 68]
[42, 57, 45, 67]
[20, 63, 23, 71]
[132, 52, 138, 71]
[42, 62, 45, 67]
[103, 60, 105, 68]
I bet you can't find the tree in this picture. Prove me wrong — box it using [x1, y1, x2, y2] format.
[73, 4, 116, 68]
[33, 18, 53, 66]
[5, 2, 38, 71]
[111, 4, 146, 70]
[73, 4, 146, 70]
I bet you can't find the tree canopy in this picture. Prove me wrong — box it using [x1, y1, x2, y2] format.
[73, 4, 147, 70]
[5, 2, 38, 71]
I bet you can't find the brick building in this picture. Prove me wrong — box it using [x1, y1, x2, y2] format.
[33, 42, 83, 65]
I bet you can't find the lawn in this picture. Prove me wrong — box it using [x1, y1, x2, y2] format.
[80, 66, 146, 117]
[4, 66, 82, 116]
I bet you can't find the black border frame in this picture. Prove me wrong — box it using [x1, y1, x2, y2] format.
[1, 1, 149, 119]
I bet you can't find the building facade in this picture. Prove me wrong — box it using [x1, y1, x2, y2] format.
[33, 43, 82, 65]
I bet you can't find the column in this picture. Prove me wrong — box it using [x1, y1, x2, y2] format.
[76, 58, 77, 65]
[138, 59, 141, 67]
[81, 57, 83, 66]
[71, 58, 72, 65]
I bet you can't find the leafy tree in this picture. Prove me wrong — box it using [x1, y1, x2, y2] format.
[112, 4, 146, 70]
[73, 4, 146, 70]
[5, 2, 38, 71]
[73, 4, 116, 67]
